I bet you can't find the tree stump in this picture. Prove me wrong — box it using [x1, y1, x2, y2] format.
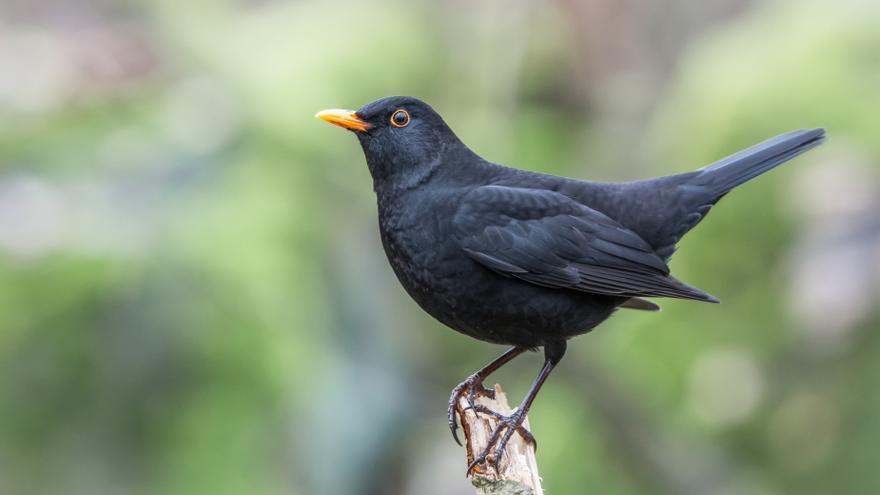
[456, 384, 543, 495]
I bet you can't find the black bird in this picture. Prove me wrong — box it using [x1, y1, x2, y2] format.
[317, 96, 825, 472]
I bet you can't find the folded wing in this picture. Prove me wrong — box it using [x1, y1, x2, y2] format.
[452, 186, 718, 302]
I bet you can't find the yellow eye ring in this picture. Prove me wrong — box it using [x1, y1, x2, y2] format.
[390, 109, 410, 128]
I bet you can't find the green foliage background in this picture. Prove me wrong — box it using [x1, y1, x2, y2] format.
[1, 1, 878, 494]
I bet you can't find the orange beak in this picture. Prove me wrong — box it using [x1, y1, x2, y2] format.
[315, 108, 372, 132]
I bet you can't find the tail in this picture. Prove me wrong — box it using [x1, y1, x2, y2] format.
[690, 128, 826, 198]
[645, 128, 826, 260]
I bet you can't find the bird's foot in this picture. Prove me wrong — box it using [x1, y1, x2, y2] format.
[448, 372, 497, 445]
[466, 406, 536, 475]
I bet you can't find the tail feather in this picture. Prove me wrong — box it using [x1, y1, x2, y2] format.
[692, 128, 826, 198]
[649, 128, 826, 259]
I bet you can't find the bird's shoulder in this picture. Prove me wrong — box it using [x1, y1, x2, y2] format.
[453, 183, 581, 221]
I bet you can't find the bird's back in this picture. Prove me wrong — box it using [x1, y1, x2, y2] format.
[489, 128, 825, 259]
[487, 165, 697, 259]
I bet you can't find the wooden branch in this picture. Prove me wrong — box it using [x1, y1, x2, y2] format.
[457, 384, 543, 495]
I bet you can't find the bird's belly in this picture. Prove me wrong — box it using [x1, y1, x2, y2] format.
[438, 273, 622, 346]
[383, 234, 620, 346]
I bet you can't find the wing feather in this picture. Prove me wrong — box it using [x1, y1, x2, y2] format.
[453, 186, 718, 302]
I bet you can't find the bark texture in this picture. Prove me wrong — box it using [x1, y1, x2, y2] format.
[457, 384, 543, 495]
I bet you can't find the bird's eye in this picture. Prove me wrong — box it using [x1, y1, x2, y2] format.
[390, 109, 410, 128]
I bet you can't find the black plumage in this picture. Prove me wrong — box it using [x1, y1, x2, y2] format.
[317, 96, 825, 472]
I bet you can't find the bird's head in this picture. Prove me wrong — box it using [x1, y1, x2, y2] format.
[317, 96, 467, 187]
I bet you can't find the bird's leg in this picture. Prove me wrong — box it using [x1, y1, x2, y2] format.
[470, 404, 537, 448]
[467, 340, 566, 474]
[448, 346, 527, 446]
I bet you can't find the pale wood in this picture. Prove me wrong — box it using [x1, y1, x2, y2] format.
[457, 384, 543, 495]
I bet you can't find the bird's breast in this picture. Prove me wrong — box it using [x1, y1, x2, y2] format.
[374, 188, 620, 347]
[378, 197, 464, 293]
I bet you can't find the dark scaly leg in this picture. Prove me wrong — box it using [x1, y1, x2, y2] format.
[467, 340, 566, 474]
[448, 346, 527, 446]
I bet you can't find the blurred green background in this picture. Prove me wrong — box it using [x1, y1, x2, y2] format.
[1, 0, 879, 494]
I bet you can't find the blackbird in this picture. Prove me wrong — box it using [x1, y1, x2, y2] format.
[317, 96, 825, 472]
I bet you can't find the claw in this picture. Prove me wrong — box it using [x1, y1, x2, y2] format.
[466, 453, 486, 475]
[472, 405, 536, 449]
[465, 408, 533, 475]
[467, 421, 505, 475]
[456, 347, 555, 477]
[448, 372, 496, 446]
[469, 382, 496, 403]
[448, 399, 463, 446]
